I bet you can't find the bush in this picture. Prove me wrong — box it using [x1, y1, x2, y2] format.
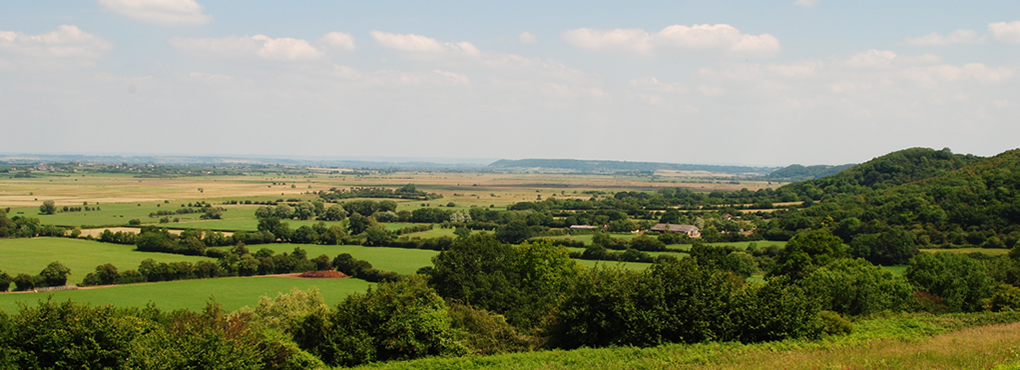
[39, 261, 71, 287]
[127, 303, 323, 369]
[294, 276, 466, 367]
[448, 303, 535, 355]
[906, 252, 993, 312]
[0, 300, 146, 369]
[817, 310, 853, 336]
[801, 258, 916, 316]
[12, 273, 35, 291]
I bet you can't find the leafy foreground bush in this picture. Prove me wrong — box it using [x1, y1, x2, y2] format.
[294, 275, 467, 367]
[549, 258, 823, 348]
[0, 299, 322, 370]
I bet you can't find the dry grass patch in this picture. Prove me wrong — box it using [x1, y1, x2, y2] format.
[703, 322, 1020, 370]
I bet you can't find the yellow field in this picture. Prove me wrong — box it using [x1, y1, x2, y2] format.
[0, 171, 776, 210]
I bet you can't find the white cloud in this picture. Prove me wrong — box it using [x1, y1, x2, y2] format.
[518, 32, 537, 44]
[371, 31, 480, 57]
[320, 32, 356, 51]
[990, 21, 1020, 43]
[845, 49, 897, 68]
[630, 77, 685, 93]
[794, 0, 818, 7]
[98, 0, 212, 26]
[370, 69, 471, 87]
[170, 34, 323, 61]
[539, 83, 605, 98]
[905, 29, 981, 46]
[0, 25, 113, 69]
[561, 24, 780, 56]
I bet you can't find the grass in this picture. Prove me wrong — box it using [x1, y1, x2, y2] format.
[0, 276, 373, 313]
[573, 259, 652, 271]
[0, 237, 212, 284]
[920, 247, 1010, 256]
[350, 311, 1020, 370]
[215, 243, 440, 275]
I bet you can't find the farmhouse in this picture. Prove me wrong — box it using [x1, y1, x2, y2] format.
[650, 223, 701, 238]
[569, 225, 601, 230]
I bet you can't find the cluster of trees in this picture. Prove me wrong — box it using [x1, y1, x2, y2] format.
[0, 262, 71, 292]
[0, 212, 65, 238]
[79, 244, 338, 287]
[319, 183, 442, 201]
[0, 299, 324, 369]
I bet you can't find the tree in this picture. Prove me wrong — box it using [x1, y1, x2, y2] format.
[770, 229, 848, 280]
[660, 208, 681, 224]
[0, 270, 11, 292]
[906, 252, 992, 312]
[39, 200, 56, 215]
[255, 206, 274, 219]
[430, 234, 579, 328]
[494, 220, 532, 244]
[39, 261, 71, 287]
[347, 213, 373, 235]
[294, 202, 316, 221]
[13, 273, 35, 291]
[801, 258, 915, 316]
[274, 204, 294, 219]
[294, 276, 465, 367]
[322, 204, 347, 221]
[850, 229, 918, 265]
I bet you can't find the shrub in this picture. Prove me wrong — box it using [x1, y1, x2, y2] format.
[906, 252, 993, 312]
[0, 300, 146, 369]
[12, 274, 34, 291]
[294, 275, 466, 367]
[801, 258, 916, 316]
[39, 261, 71, 287]
[817, 310, 853, 336]
[127, 303, 323, 369]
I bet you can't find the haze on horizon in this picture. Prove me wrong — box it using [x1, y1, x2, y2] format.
[1, 1, 1018, 167]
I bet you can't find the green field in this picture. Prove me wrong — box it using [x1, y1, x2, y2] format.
[0, 276, 373, 313]
[919, 248, 1010, 256]
[0, 237, 212, 284]
[574, 259, 652, 270]
[215, 243, 440, 275]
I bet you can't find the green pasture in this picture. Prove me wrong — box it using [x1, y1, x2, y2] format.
[0, 276, 373, 313]
[400, 227, 456, 238]
[574, 259, 652, 271]
[919, 248, 1009, 256]
[7, 202, 261, 229]
[214, 243, 439, 275]
[0, 237, 212, 284]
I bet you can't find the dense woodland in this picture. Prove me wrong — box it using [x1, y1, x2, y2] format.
[3, 147, 1020, 368]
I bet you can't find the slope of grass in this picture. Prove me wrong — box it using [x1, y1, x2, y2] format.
[0, 237, 212, 284]
[350, 311, 1020, 370]
[0, 275, 373, 313]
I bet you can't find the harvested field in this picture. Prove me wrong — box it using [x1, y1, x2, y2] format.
[298, 270, 349, 278]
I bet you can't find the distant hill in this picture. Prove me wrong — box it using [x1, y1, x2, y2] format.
[779, 147, 980, 198]
[764, 147, 1018, 258]
[767, 164, 855, 181]
[488, 159, 777, 175]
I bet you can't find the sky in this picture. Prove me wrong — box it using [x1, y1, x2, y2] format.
[1, 0, 1018, 166]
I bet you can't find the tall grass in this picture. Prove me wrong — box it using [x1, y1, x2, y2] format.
[350, 311, 1020, 370]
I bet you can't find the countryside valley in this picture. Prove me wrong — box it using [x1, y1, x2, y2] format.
[2, 147, 1020, 369]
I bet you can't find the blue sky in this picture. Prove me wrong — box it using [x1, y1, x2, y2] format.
[1, 1, 1018, 166]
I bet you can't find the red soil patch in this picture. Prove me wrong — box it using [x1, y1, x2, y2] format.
[298, 270, 349, 279]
